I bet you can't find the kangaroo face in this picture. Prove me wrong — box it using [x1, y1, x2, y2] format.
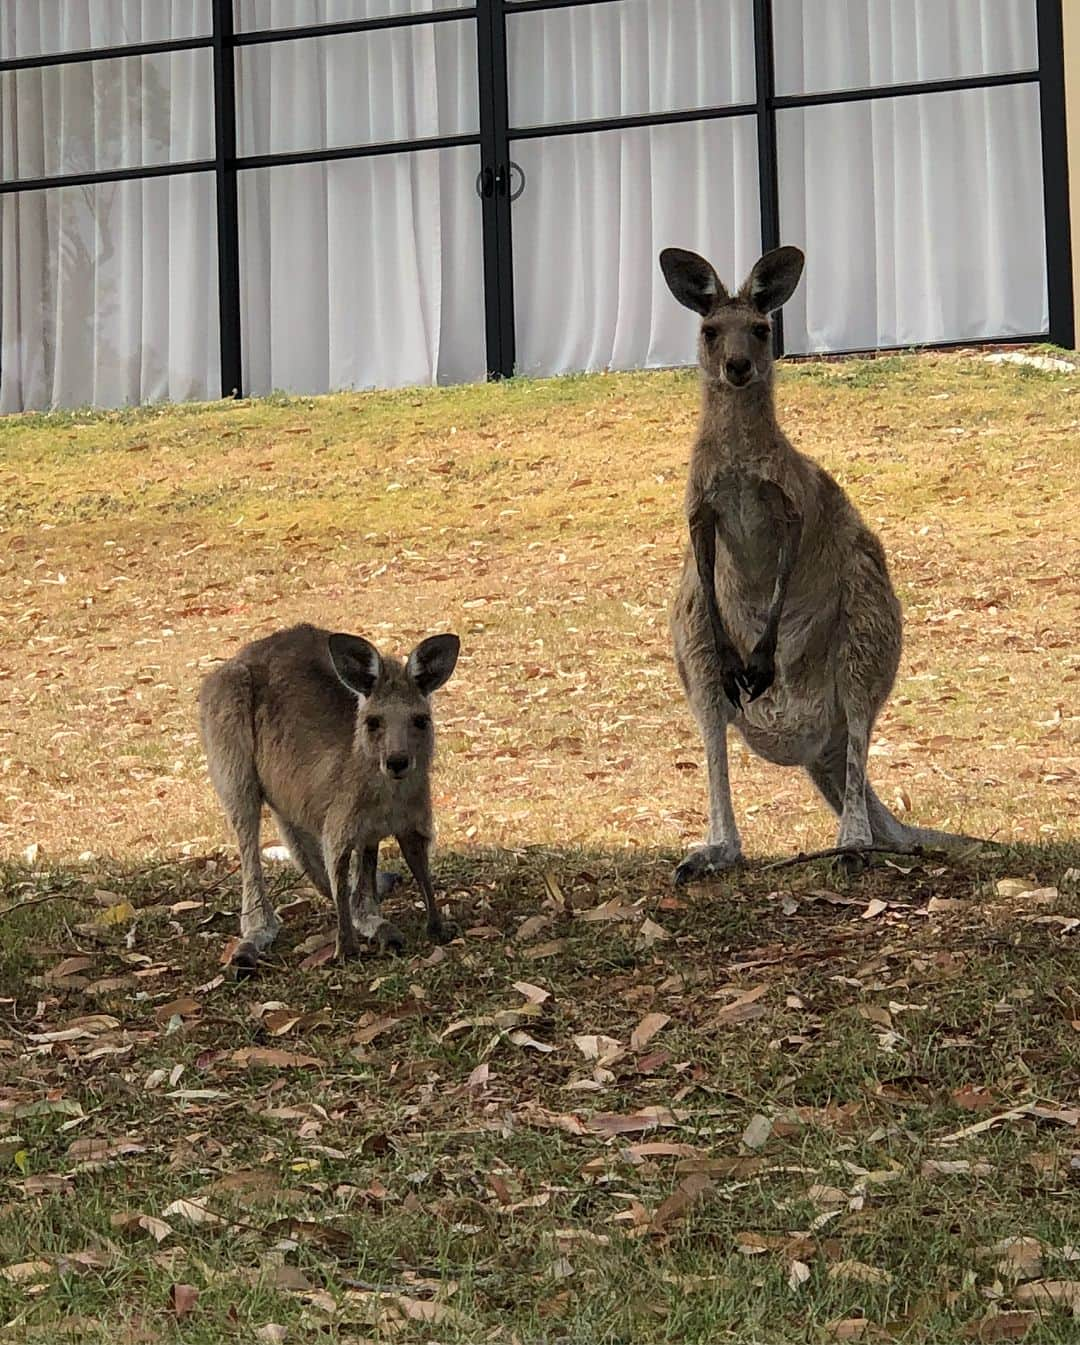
[358, 676, 434, 781]
[659, 245, 805, 390]
[328, 631, 460, 783]
[700, 304, 774, 390]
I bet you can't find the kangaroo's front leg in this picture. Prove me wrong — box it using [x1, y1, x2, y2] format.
[350, 844, 404, 954]
[328, 844, 359, 962]
[396, 829, 453, 943]
[740, 480, 802, 702]
[690, 502, 745, 710]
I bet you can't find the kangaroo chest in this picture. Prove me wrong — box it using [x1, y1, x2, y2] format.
[709, 471, 782, 584]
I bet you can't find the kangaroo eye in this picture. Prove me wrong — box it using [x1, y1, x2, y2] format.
[702, 328, 718, 347]
[752, 323, 771, 341]
[412, 714, 431, 731]
[365, 715, 383, 733]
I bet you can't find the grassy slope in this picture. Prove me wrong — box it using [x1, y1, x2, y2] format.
[0, 353, 1078, 1342]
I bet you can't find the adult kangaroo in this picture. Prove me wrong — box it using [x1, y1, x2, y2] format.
[660, 244, 974, 883]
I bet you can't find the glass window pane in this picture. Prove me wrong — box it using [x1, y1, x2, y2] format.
[511, 117, 760, 376]
[1, 51, 214, 182]
[0, 1, 211, 59]
[773, 0, 1038, 97]
[236, 21, 477, 155]
[234, 0, 470, 32]
[508, 0, 754, 130]
[0, 174, 220, 412]
[238, 148, 485, 394]
[777, 84, 1047, 352]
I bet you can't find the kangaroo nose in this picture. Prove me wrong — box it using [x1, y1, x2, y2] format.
[386, 752, 410, 777]
[725, 357, 752, 383]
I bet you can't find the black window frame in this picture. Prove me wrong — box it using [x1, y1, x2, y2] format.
[0, 0, 1071, 401]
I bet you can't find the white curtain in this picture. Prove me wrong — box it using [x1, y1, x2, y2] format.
[508, 0, 759, 376]
[0, 2, 218, 410]
[234, 0, 485, 395]
[773, 0, 1045, 351]
[510, 0, 1045, 371]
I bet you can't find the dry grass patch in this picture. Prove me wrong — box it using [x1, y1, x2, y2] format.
[0, 352, 1076, 863]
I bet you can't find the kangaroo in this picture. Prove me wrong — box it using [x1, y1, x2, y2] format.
[660, 244, 973, 883]
[198, 623, 460, 969]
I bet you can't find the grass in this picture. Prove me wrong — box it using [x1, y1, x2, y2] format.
[1, 350, 1079, 1342]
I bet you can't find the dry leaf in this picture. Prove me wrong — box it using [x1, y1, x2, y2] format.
[161, 1198, 228, 1228]
[961, 1311, 1036, 1341]
[169, 1283, 199, 1319]
[255, 1326, 288, 1345]
[508, 1029, 554, 1053]
[1013, 1280, 1080, 1312]
[573, 1033, 622, 1062]
[636, 917, 670, 949]
[154, 997, 201, 1023]
[741, 1114, 772, 1150]
[828, 1260, 893, 1285]
[715, 984, 768, 1027]
[630, 1012, 670, 1050]
[650, 1172, 713, 1233]
[1, 1260, 51, 1283]
[589, 1106, 676, 1137]
[230, 1048, 322, 1069]
[788, 1258, 812, 1290]
[512, 981, 551, 1004]
[921, 1159, 993, 1177]
[110, 1211, 173, 1243]
[979, 1237, 1043, 1280]
[95, 901, 137, 927]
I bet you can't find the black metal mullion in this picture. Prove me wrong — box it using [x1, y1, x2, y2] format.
[0, 159, 215, 195]
[772, 67, 1039, 110]
[236, 132, 480, 174]
[477, 0, 515, 379]
[753, 0, 783, 354]
[212, 0, 242, 400]
[1036, 0, 1074, 349]
[509, 101, 757, 141]
[234, 7, 477, 47]
[0, 35, 211, 73]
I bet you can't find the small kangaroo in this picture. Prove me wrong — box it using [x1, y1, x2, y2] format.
[198, 623, 460, 969]
[660, 244, 973, 883]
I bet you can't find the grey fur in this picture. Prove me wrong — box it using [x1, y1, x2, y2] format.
[198, 623, 459, 967]
[660, 245, 975, 882]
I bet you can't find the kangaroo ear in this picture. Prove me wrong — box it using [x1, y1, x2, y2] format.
[328, 633, 382, 698]
[741, 246, 805, 313]
[407, 634, 460, 697]
[659, 247, 727, 316]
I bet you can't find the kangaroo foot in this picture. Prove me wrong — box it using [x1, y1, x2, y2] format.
[353, 913, 405, 955]
[426, 912, 458, 944]
[674, 843, 743, 886]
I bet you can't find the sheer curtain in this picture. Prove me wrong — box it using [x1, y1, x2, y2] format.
[0, 3, 219, 411]
[507, 0, 759, 376]
[509, 0, 1045, 370]
[773, 0, 1046, 351]
[233, 0, 485, 395]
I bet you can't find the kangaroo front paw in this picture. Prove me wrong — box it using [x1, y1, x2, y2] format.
[674, 843, 743, 886]
[738, 641, 776, 702]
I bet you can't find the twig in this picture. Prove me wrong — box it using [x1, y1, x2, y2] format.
[0, 892, 72, 920]
[761, 845, 927, 872]
[340, 1277, 431, 1297]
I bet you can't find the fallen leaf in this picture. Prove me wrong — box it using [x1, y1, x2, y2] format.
[161, 1198, 228, 1228]
[507, 1029, 555, 1053]
[979, 1236, 1043, 1280]
[45, 956, 95, 984]
[828, 1260, 893, 1285]
[230, 1048, 322, 1069]
[961, 1311, 1036, 1341]
[636, 917, 670, 949]
[650, 1172, 713, 1233]
[715, 984, 769, 1027]
[1013, 1279, 1080, 1311]
[110, 1211, 173, 1243]
[589, 1106, 676, 1137]
[255, 1327, 288, 1345]
[862, 898, 888, 920]
[1, 1260, 51, 1283]
[952, 1086, 1000, 1112]
[573, 1033, 622, 1062]
[95, 901, 137, 927]
[630, 1012, 670, 1050]
[154, 997, 201, 1023]
[522, 939, 566, 960]
[169, 1283, 199, 1319]
[921, 1159, 993, 1177]
[512, 981, 551, 1004]
[741, 1114, 772, 1150]
[788, 1258, 812, 1290]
